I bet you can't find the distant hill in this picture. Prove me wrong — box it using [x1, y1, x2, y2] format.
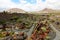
[37, 8, 60, 13]
[5, 8, 27, 13]
[1, 8, 60, 14]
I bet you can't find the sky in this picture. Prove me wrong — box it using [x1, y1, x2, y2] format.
[0, 0, 60, 11]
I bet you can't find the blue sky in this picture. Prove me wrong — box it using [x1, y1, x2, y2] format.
[12, 0, 46, 4]
[12, 0, 20, 4]
[11, 0, 37, 4]
[25, 0, 36, 4]
[42, 0, 46, 2]
[0, 0, 60, 11]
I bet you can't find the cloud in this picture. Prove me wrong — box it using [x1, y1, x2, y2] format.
[0, 0, 60, 11]
[46, 0, 60, 9]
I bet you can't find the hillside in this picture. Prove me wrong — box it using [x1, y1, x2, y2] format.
[5, 8, 26, 13]
[30, 8, 60, 14]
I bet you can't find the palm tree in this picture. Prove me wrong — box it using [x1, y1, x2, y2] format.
[3, 11, 8, 14]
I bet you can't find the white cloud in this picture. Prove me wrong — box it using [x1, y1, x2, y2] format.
[46, 0, 60, 9]
[0, 0, 60, 11]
